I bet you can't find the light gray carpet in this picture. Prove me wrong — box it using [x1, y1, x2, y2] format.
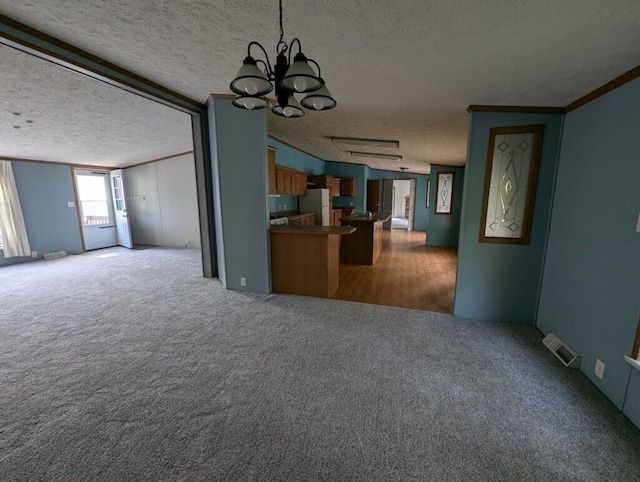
[1, 247, 639, 481]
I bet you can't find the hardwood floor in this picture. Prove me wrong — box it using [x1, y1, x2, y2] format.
[332, 229, 458, 313]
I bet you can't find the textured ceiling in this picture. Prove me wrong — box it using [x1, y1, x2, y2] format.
[1, 1, 640, 173]
[0, 45, 192, 168]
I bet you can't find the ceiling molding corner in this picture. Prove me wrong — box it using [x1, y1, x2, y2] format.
[565, 63, 640, 113]
[467, 105, 565, 114]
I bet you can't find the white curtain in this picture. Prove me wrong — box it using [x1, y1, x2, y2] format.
[0, 161, 31, 258]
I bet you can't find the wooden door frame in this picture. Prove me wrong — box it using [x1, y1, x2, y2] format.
[0, 14, 216, 277]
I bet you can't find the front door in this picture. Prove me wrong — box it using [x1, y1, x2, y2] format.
[110, 169, 133, 249]
[75, 169, 117, 250]
[366, 179, 380, 213]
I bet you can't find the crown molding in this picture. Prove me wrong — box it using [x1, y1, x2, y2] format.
[206, 94, 236, 107]
[124, 151, 194, 169]
[468, 62, 640, 115]
[467, 105, 564, 114]
[565, 64, 640, 113]
[0, 156, 113, 170]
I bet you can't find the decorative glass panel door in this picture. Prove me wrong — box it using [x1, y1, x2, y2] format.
[110, 169, 133, 249]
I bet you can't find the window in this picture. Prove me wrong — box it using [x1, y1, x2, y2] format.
[76, 174, 111, 226]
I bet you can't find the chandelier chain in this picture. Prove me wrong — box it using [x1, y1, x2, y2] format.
[277, 0, 288, 55]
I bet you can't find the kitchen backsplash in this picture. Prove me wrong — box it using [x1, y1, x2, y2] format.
[269, 195, 298, 213]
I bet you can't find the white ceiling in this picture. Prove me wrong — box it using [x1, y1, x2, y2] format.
[1, 1, 640, 173]
[0, 44, 193, 168]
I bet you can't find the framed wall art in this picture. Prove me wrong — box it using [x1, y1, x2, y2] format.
[435, 172, 454, 214]
[479, 125, 545, 245]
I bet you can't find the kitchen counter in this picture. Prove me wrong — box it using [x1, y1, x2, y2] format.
[270, 225, 356, 298]
[340, 213, 391, 223]
[270, 225, 355, 235]
[339, 213, 391, 265]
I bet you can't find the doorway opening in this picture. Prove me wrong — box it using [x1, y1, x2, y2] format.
[75, 169, 117, 250]
[382, 178, 417, 231]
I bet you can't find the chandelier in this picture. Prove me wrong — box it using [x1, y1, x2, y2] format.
[229, 0, 337, 117]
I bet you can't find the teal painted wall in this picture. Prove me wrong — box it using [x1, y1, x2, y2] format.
[454, 112, 563, 324]
[325, 162, 367, 212]
[0, 161, 83, 267]
[536, 77, 640, 423]
[367, 169, 430, 232]
[208, 99, 270, 293]
[426, 165, 465, 247]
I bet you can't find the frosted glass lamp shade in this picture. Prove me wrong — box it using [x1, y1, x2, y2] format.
[280, 52, 322, 93]
[230, 56, 273, 96]
[232, 96, 269, 110]
[272, 96, 305, 118]
[300, 82, 337, 111]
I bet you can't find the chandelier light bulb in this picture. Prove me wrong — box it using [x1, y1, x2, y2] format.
[312, 98, 326, 110]
[244, 98, 256, 110]
[293, 77, 308, 92]
[244, 80, 259, 96]
[283, 106, 295, 117]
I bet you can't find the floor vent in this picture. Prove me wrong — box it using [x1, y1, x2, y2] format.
[44, 250, 67, 260]
[543, 332, 580, 368]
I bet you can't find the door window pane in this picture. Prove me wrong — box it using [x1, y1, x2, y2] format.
[77, 175, 110, 226]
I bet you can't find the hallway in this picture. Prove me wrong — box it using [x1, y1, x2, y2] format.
[332, 230, 457, 313]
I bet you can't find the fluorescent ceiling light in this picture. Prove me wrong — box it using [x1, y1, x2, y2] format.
[350, 151, 402, 161]
[332, 137, 399, 149]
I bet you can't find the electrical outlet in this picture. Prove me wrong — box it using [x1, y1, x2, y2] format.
[67, 201, 75, 208]
[31, 251, 37, 257]
[240, 277, 247, 287]
[594, 359, 605, 379]
[350, 202, 353, 206]
[283, 204, 287, 210]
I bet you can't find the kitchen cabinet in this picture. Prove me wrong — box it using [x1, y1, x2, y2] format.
[270, 225, 356, 298]
[308, 175, 341, 197]
[275, 165, 306, 195]
[340, 213, 391, 265]
[293, 171, 308, 196]
[268, 147, 277, 195]
[287, 213, 316, 226]
[332, 209, 342, 226]
[340, 178, 355, 197]
[331, 178, 341, 197]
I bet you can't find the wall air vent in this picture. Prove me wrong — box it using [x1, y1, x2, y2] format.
[542, 332, 580, 368]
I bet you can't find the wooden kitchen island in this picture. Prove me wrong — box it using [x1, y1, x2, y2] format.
[270, 225, 356, 298]
[339, 213, 392, 265]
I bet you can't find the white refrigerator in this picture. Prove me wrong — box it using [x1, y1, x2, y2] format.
[299, 188, 330, 226]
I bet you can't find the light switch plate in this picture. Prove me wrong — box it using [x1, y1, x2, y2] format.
[68, 201, 75, 208]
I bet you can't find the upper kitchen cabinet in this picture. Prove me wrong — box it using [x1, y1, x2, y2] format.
[308, 175, 341, 197]
[269, 147, 307, 196]
[340, 178, 355, 197]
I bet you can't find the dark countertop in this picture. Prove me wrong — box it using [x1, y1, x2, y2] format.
[270, 225, 356, 236]
[269, 210, 299, 219]
[341, 213, 391, 223]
